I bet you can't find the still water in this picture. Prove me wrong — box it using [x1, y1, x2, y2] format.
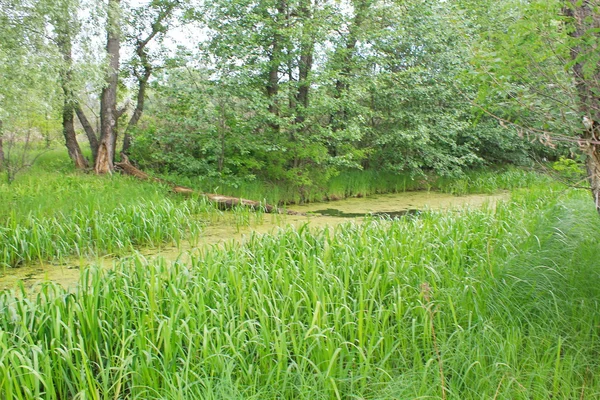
[0, 191, 507, 290]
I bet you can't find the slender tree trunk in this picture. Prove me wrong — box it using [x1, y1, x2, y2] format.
[111, 104, 128, 163]
[331, 0, 370, 133]
[122, 62, 150, 155]
[565, 1, 600, 214]
[0, 120, 4, 171]
[57, 28, 88, 169]
[75, 106, 99, 162]
[95, 0, 121, 174]
[123, 2, 178, 155]
[265, 0, 286, 130]
[63, 104, 88, 169]
[295, 0, 315, 127]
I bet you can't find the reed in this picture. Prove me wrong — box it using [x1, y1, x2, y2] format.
[162, 168, 547, 205]
[2, 183, 599, 399]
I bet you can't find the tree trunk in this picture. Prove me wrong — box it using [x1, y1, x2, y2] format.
[123, 2, 178, 155]
[95, 0, 121, 174]
[0, 120, 4, 171]
[63, 104, 88, 169]
[265, 0, 286, 129]
[295, 0, 317, 122]
[57, 27, 88, 169]
[122, 60, 150, 155]
[330, 0, 370, 133]
[115, 155, 304, 214]
[565, 1, 600, 214]
[111, 104, 128, 163]
[75, 106, 99, 162]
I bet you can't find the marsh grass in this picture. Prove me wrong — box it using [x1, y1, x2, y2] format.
[0, 158, 228, 267]
[2, 183, 599, 399]
[163, 168, 544, 205]
[0, 147, 552, 270]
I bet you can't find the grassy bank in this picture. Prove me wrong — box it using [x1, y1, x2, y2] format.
[2, 183, 599, 398]
[164, 167, 545, 205]
[0, 149, 549, 268]
[0, 151, 220, 267]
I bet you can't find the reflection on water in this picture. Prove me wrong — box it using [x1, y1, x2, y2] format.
[0, 190, 508, 291]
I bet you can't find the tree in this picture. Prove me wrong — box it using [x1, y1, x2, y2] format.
[0, 0, 62, 176]
[564, 0, 600, 213]
[455, 0, 600, 212]
[122, 0, 183, 155]
[50, 0, 89, 169]
[95, 0, 122, 174]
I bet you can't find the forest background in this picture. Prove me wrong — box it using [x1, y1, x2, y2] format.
[1, 0, 598, 205]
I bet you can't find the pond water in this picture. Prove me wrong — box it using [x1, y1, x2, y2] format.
[0, 190, 507, 291]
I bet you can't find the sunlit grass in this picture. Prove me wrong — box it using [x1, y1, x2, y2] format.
[0, 152, 226, 267]
[2, 183, 599, 398]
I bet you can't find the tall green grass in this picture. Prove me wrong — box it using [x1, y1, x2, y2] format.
[163, 167, 545, 205]
[2, 183, 599, 398]
[0, 197, 211, 267]
[435, 168, 550, 195]
[0, 156, 222, 267]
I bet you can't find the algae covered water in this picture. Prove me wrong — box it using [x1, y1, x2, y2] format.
[0, 191, 506, 290]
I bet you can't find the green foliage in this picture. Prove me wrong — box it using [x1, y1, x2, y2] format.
[3, 184, 600, 398]
[552, 156, 585, 180]
[133, 0, 545, 196]
[0, 152, 215, 267]
[457, 0, 578, 161]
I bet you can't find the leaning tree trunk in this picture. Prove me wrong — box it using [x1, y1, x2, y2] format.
[62, 104, 89, 169]
[75, 106, 99, 162]
[95, 0, 121, 174]
[566, 1, 600, 214]
[115, 155, 304, 215]
[122, 1, 179, 155]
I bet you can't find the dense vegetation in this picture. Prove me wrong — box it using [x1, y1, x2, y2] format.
[3, 0, 598, 198]
[0, 150, 543, 268]
[3, 179, 600, 398]
[2, 0, 600, 399]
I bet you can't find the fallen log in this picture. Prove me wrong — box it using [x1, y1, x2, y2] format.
[115, 155, 303, 215]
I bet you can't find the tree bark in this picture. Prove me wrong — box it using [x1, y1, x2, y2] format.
[565, 1, 600, 214]
[75, 106, 99, 162]
[56, 26, 88, 169]
[0, 120, 4, 171]
[95, 0, 121, 174]
[62, 103, 88, 169]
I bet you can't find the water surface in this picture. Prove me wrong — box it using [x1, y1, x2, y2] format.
[0, 191, 507, 291]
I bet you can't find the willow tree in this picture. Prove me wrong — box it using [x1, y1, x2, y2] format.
[95, 0, 122, 174]
[455, 0, 600, 211]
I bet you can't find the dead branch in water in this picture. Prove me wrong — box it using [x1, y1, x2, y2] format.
[115, 154, 303, 215]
